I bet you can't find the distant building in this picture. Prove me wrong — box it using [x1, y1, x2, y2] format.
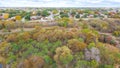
[30, 16, 41, 20]
[87, 15, 94, 18]
[0, 16, 3, 19]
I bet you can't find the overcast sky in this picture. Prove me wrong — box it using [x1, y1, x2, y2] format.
[0, 0, 120, 7]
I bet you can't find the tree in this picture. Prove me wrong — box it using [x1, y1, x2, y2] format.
[88, 42, 96, 49]
[25, 12, 31, 20]
[81, 29, 99, 44]
[71, 11, 76, 17]
[60, 12, 64, 15]
[77, 10, 83, 14]
[3, 21, 15, 32]
[57, 17, 73, 27]
[6, 34, 17, 42]
[0, 41, 11, 67]
[41, 10, 50, 17]
[54, 46, 73, 68]
[75, 14, 80, 18]
[18, 56, 45, 68]
[17, 32, 31, 42]
[97, 43, 120, 65]
[52, 10, 58, 14]
[37, 11, 41, 16]
[67, 39, 87, 52]
[60, 13, 69, 18]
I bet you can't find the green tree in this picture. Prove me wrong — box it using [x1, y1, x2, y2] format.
[60, 13, 69, 18]
[37, 11, 41, 16]
[75, 14, 80, 18]
[25, 12, 31, 20]
[41, 10, 50, 17]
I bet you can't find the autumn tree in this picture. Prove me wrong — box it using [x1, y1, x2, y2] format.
[6, 33, 17, 42]
[18, 56, 45, 68]
[54, 46, 73, 68]
[17, 32, 31, 42]
[52, 9, 58, 14]
[67, 39, 87, 53]
[57, 17, 73, 27]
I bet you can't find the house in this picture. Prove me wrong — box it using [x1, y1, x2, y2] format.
[40, 16, 54, 22]
[87, 15, 94, 18]
[100, 14, 108, 18]
[0, 16, 3, 19]
[40, 17, 49, 22]
[80, 14, 84, 18]
[30, 16, 41, 20]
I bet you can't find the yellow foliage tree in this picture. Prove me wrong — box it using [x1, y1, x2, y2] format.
[3, 13, 9, 19]
[52, 10, 58, 14]
[15, 16, 21, 21]
[54, 46, 73, 68]
[57, 17, 73, 27]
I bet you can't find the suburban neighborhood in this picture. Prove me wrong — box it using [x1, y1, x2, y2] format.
[0, 8, 120, 22]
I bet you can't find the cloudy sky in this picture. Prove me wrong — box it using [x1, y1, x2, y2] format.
[0, 0, 120, 7]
